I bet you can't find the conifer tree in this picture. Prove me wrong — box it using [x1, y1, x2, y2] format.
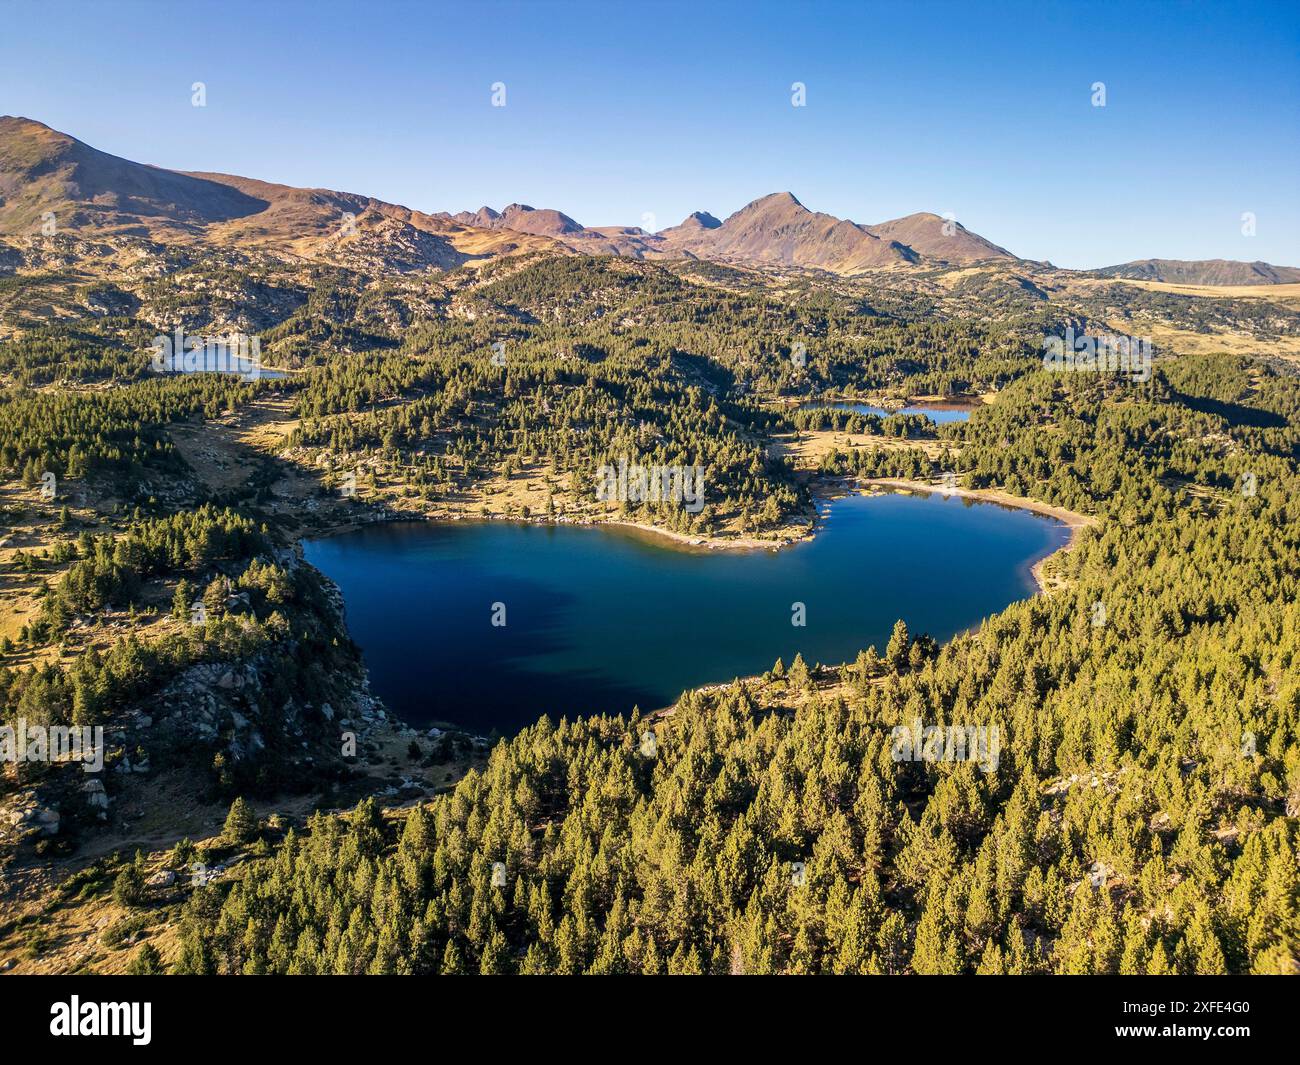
[222, 797, 258, 844]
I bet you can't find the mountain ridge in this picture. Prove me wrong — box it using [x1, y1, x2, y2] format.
[1, 117, 1296, 283]
[1090, 258, 1300, 286]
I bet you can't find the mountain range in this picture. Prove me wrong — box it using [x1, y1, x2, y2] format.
[1090, 258, 1300, 286]
[1, 116, 1295, 285]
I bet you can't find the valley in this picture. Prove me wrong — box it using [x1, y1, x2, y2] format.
[0, 114, 1296, 978]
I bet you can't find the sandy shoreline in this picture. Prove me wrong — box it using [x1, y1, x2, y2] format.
[858, 477, 1096, 593]
[300, 476, 1095, 594]
[298, 509, 813, 553]
[859, 478, 1095, 529]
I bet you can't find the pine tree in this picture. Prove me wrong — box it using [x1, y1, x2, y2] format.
[478, 925, 511, 975]
[126, 941, 164, 975]
[172, 578, 193, 621]
[788, 652, 810, 689]
[440, 939, 467, 975]
[222, 797, 258, 844]
[112, 852, 148, 908]
[885, 619, 911, 672]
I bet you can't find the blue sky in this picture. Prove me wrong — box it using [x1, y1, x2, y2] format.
[2, 0, 1297, 268]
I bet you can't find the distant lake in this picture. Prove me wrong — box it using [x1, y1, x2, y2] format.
[304, 491, 1067, 734]
[799, 400, 976, 424]
[153, 367, 288, 381]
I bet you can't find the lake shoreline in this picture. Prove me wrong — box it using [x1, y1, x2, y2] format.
[778, 391, 992, 413]
[593, 476, 1094, 595]
[301, 476, 1093, 595]
[306, 488, 1070, 734]
[857, 477, 1095, 594]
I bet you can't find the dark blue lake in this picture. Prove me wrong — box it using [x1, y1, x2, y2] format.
[304, 491, 1067, 734]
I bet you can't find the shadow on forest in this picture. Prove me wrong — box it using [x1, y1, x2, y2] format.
[1170, 389, 1286, 429]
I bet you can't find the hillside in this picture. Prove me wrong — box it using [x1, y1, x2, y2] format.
[0, 117, 560, 269]
[0, 116, 267, 237]
[1093, 258, 1300, 286]
[865, 212, 1014, 263]
[655, 192, 914, 272]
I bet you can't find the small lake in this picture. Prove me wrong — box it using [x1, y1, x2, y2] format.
[304, 491, 1067, 734]
[799, 400, 976, 424]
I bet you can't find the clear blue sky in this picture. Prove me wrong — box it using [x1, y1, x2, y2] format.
[2, 0, 1297, 268]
